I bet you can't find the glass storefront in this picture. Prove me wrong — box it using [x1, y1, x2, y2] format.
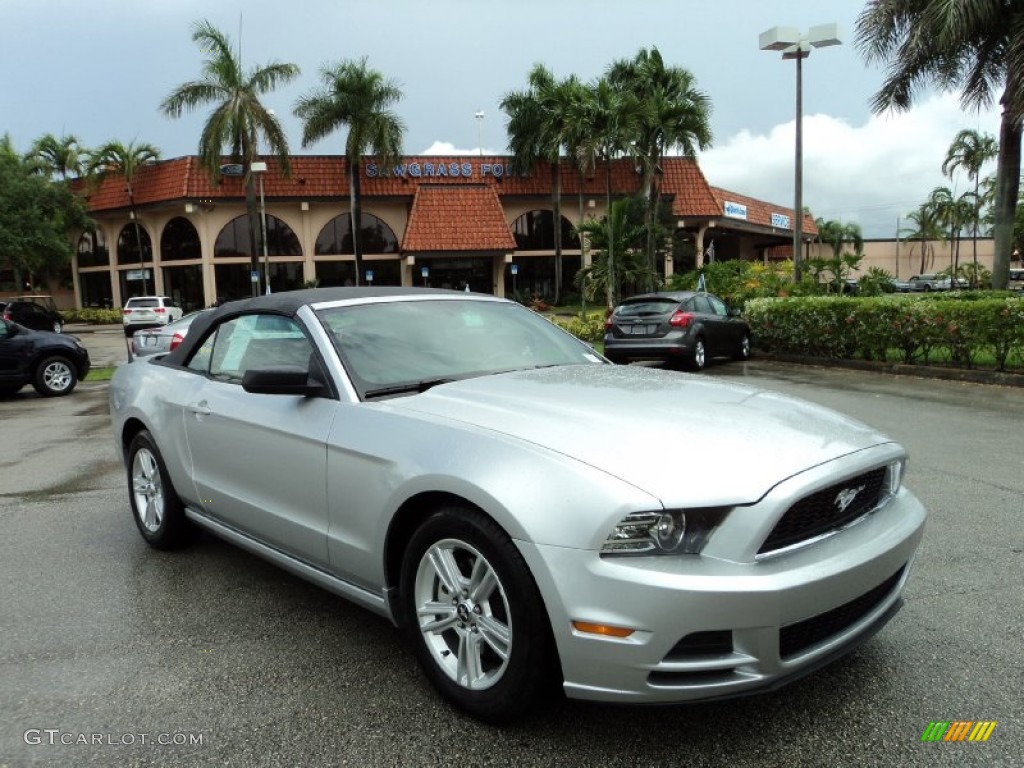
[213, 264, 258, 304]
[162, 265, 205, 311]
[80, 271, 113, 309]
[420, 257, 492, 293]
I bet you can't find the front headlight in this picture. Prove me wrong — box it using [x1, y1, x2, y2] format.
[886, 459, 906, 496]
[601, 507, 729, 556]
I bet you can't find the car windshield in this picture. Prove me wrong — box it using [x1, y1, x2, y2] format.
[316, 298, 601, 395]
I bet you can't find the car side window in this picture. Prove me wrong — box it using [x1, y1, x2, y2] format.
[692, 296, 713, 314]
[706, 296, 728, 317]
[187, 314, 314, 384]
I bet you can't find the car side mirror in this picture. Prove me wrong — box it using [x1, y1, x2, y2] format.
[242, 362, 328, 397]
[728, 307, 742, 318]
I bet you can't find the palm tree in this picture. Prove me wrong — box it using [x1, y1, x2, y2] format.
[28, 133, 85, 180]
[502, 65, 585, 305]
[942, 129, 998, 283]
[856, 0, 1024, 289]
[901, 202, 943, 274]
[87, 140, 160, 295]
[161, 19, 299, 295]
[927, 186, 975, 277]
[607, 47, 712, 270]
[295, 57, 404, 287]
[573, 198, 656, 306]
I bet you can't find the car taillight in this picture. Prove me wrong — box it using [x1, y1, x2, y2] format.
[123, 309, 132, 315]
[169, 332, 185, 351]
[604, 318, 614, 330]
[669, 310, 694, 327]
[154, 307, 166, 313]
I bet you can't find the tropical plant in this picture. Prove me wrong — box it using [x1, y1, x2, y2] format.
[573, 198, 658, 306]
[28, 133, 86, 180]
[86, 139, 160, 295]
[926, 186, 974, 276]
[856, 0, 1024, 289]
[161, 18, 299, 295]
[815, 218, 864, 259]
[0, 134, 90, 290]
[942, 129, 998, 282]
[295, 57, 404, 286]
[607, 47, 712, 270]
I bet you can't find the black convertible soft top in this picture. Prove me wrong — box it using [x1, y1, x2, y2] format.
[161, 286, 462, 366]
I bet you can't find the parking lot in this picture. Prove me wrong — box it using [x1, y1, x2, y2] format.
[1, 340, 1021, 766]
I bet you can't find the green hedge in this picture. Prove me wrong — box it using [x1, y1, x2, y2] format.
[60, 308, 123, 324]
[745, 295, 1024, 371]
[550, 313, 606, 343]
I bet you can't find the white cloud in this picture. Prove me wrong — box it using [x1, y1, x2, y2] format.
[419, 141, 499, 156]
[700, 92, 1002, 237]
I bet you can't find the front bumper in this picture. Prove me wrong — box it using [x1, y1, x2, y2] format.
[517, 485, 926, 704]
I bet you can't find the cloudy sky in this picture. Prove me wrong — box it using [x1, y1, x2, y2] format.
[0, 0, 1002, 237]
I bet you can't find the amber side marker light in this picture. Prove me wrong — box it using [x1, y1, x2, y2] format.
[572, 621, 635, 638]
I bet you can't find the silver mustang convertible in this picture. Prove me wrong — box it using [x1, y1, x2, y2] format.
[109, 288, 926, 722]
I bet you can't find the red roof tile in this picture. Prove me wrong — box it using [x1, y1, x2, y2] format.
[402, 185, 516, 252]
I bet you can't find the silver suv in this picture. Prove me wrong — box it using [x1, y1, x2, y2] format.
[121, 296, 183, 336]
[907, 274, 968, 292]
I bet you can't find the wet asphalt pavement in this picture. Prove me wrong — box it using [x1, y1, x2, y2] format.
[1, 345, 1021, 767]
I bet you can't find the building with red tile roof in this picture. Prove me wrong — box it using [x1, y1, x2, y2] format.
[70, 154, 812, 310]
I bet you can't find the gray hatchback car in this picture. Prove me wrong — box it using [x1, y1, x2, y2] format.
[604, 291, 751, 369]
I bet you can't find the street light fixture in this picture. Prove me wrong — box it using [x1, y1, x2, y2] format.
[759, 23, 842, 283]
[475, 111, 485, 156]
[251, 160, 270, 295]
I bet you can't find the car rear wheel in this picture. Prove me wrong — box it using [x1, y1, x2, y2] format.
[32, 356, 77, 396]
[127, 430, 198, 550]
[401, 506, 555, 722]
[687, 337, 707, 371]
[52, 320, 63, 333]
[734, 333, 751, 361]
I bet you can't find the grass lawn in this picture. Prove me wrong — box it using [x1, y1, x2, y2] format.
[86, 366, 117, 381]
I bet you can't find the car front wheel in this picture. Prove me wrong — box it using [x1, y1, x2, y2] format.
[401, 506, 555, 722]
[734, 333, 751, 361]
[127, 430, 198, 550]
[33, 356, 77, 396]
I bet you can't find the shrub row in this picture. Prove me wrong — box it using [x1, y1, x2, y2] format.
[60, 308, 123, 325]
[744, 296, 1024, 371]
[550, 313, 606, 343]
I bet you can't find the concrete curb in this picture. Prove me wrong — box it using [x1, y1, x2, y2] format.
[759, 353, 1024, 389]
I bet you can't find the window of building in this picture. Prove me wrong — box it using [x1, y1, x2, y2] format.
[77, 230, 110, 267]
[314, 213, 399, 255]
[214, 214, 301, 258]
[117, 224, 152, 266]
[161, 217, 201, 261]
[510, 210, 580, 251]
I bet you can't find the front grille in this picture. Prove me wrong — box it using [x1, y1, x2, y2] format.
[779, 566, 905, 659]
[758, 467, 887, 554]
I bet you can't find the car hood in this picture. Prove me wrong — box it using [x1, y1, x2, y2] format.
[383, 364, 891, 507]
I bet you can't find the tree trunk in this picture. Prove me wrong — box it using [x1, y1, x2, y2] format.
[551, 160, 562, 305]
[244, 176, 261, 296]
[992, 89, 1023, 290]
[350, 158, 363, 287]
[605, 156, 614, 310]
[127, 184, 149, 297]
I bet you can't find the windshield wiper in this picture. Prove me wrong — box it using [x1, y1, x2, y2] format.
[363, 377, 456, 399]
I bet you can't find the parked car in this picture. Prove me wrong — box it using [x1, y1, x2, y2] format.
[121, 296, 183, 336]
[907, 274, 968, 292]
[1008, 268, 1024, 292]
[603, 291, 750, 369]
[0, 318, 90, 396]
[130, 310, 207, 358]
[109, 287, 926, 722]
[884, 277, 912, 293]
[2, 296, 64, 333]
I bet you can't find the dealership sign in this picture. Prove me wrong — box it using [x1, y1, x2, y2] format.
[771, 212, 791, 228]
[366, 161, 509, 179]
[724, 201, 748, 220]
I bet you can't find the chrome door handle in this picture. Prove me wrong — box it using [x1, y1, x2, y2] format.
[187, 401, 211, 416]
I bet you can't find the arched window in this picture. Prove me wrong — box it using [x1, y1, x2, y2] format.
[77, 230, 109, 267]
[161, 217, 201, 261]
[214, 214, 301, 258]
[117, 223, 152, 265]
[510, 210, 580, 250]
[315, 212, 399, 255]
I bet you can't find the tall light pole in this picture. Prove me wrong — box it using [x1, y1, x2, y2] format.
[759, 24, 841, 283]
[475, 110, 485, 156]
[251, 160, 270, 294]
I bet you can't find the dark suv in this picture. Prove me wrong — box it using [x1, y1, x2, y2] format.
[603, 291, 751, 370]
[2, 296, 64, 333]
[0, 319, 90, 396]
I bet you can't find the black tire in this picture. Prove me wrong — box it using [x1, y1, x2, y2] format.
[52, 320, 63, 334]
[733, 332, 751, 361]
[32, 356, 78, 397]
[604, 353, 626, 365]
[124, 327, 134, 337]
[400, 506, 555, 722]
[687, 337, 707, 371]
[127, 430, 198, 550]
